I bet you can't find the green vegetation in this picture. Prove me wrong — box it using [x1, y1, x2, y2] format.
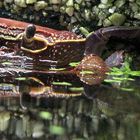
[105, 56, 140, 89]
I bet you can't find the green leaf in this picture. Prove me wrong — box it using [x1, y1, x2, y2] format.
[69, 87, 84, 92]
[129, 71, 140, 76]
[112, 77, 134, 81]
[104, 79, 122, 83]
[120, 87, 134, 92]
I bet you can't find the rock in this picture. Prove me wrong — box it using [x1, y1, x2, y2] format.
[50, 0, 61, 4]
[66, 7, 74, 16]
[34, 1, 48, 11]
[115, 0, 126, 8]
[66, 0, 73, 6]
[5, 0, 13, 3]
[26, 0, 37, 4]
[14, 0, 26, 7]
[108, 13, 126, 25]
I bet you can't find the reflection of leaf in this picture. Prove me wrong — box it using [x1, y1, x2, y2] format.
[39, 111, 52, 120]
[49, 125, 65, 135]
[80, 70, 94, 74]
[52, 82, 72, 86]
[69, 62, 80, 67]
[69, 87, 84, 92]
[120, 87, 134, 92]
[105, 77, 134, 83]
[104, 79, 122, 83]
[15, 77, 27, 81]
[2, 62, 12, 65]
[49, 68, 66, 71]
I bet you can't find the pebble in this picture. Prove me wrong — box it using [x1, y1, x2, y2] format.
[136, 0, 140, 5]
[14, 0, 26, 7]
[26, 0, 37, 4]
[108, 6, 116, 13]
[101, 0, 113, 4]
[103, 18, 112, 26]
[134, 13, 140, 19]
[115, 0, 126, 8]
[75, 0, 83, 4]
[1, 0, 139, 31]
[50, 0, 61, 4]
[0, 2, 3, 7]
[5, 0, 13, 3]
[34, 1, 48, 11]
[108, 13, 126, 25]
[66, 7, 74, 16]
[66, 0, 73, 6]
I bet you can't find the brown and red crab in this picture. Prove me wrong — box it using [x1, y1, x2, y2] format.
[0, 18, 140, 86]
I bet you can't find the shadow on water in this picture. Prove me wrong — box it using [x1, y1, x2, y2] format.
[0, 68, 140, 140]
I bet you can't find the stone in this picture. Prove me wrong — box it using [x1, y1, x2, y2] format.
[14, 0, 26, 7]
[34, 1, 48, 11]
[26, 0, 37, 4]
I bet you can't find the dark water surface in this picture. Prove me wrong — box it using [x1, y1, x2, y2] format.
[0, 72, 140, 140]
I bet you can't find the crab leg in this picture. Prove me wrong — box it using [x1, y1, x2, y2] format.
[85, 26, 140, 56]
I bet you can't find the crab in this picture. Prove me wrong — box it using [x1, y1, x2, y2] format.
[0, 18, 140, 86]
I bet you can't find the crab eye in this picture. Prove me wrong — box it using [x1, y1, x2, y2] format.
[25, 24, 36, 39]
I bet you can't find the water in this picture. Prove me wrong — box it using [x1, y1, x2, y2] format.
[0, 70, 139, 140]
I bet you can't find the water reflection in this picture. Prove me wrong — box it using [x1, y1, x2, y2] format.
[0, 40, 140, 140]
[0, 70, 139, 139]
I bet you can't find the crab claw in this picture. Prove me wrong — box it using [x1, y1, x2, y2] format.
[85, 26, 140, 56]
[75, 54, 109, 85]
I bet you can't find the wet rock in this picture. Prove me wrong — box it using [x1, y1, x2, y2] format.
[101, 0, 113, 4]
[66, 0, 73, 6]
[115, 0, 126, 8]
[66, 7, 74, 16]
[134, 13, 140, 20]
[14, 0, 26, 7]
[108, 13, 126, 25]
[0, 2, 2, 8]
[5, 0, 13, 3]
[34, 1, 48, 11]
[50, 0, 61, 4]
[26, 0, 37, 4]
